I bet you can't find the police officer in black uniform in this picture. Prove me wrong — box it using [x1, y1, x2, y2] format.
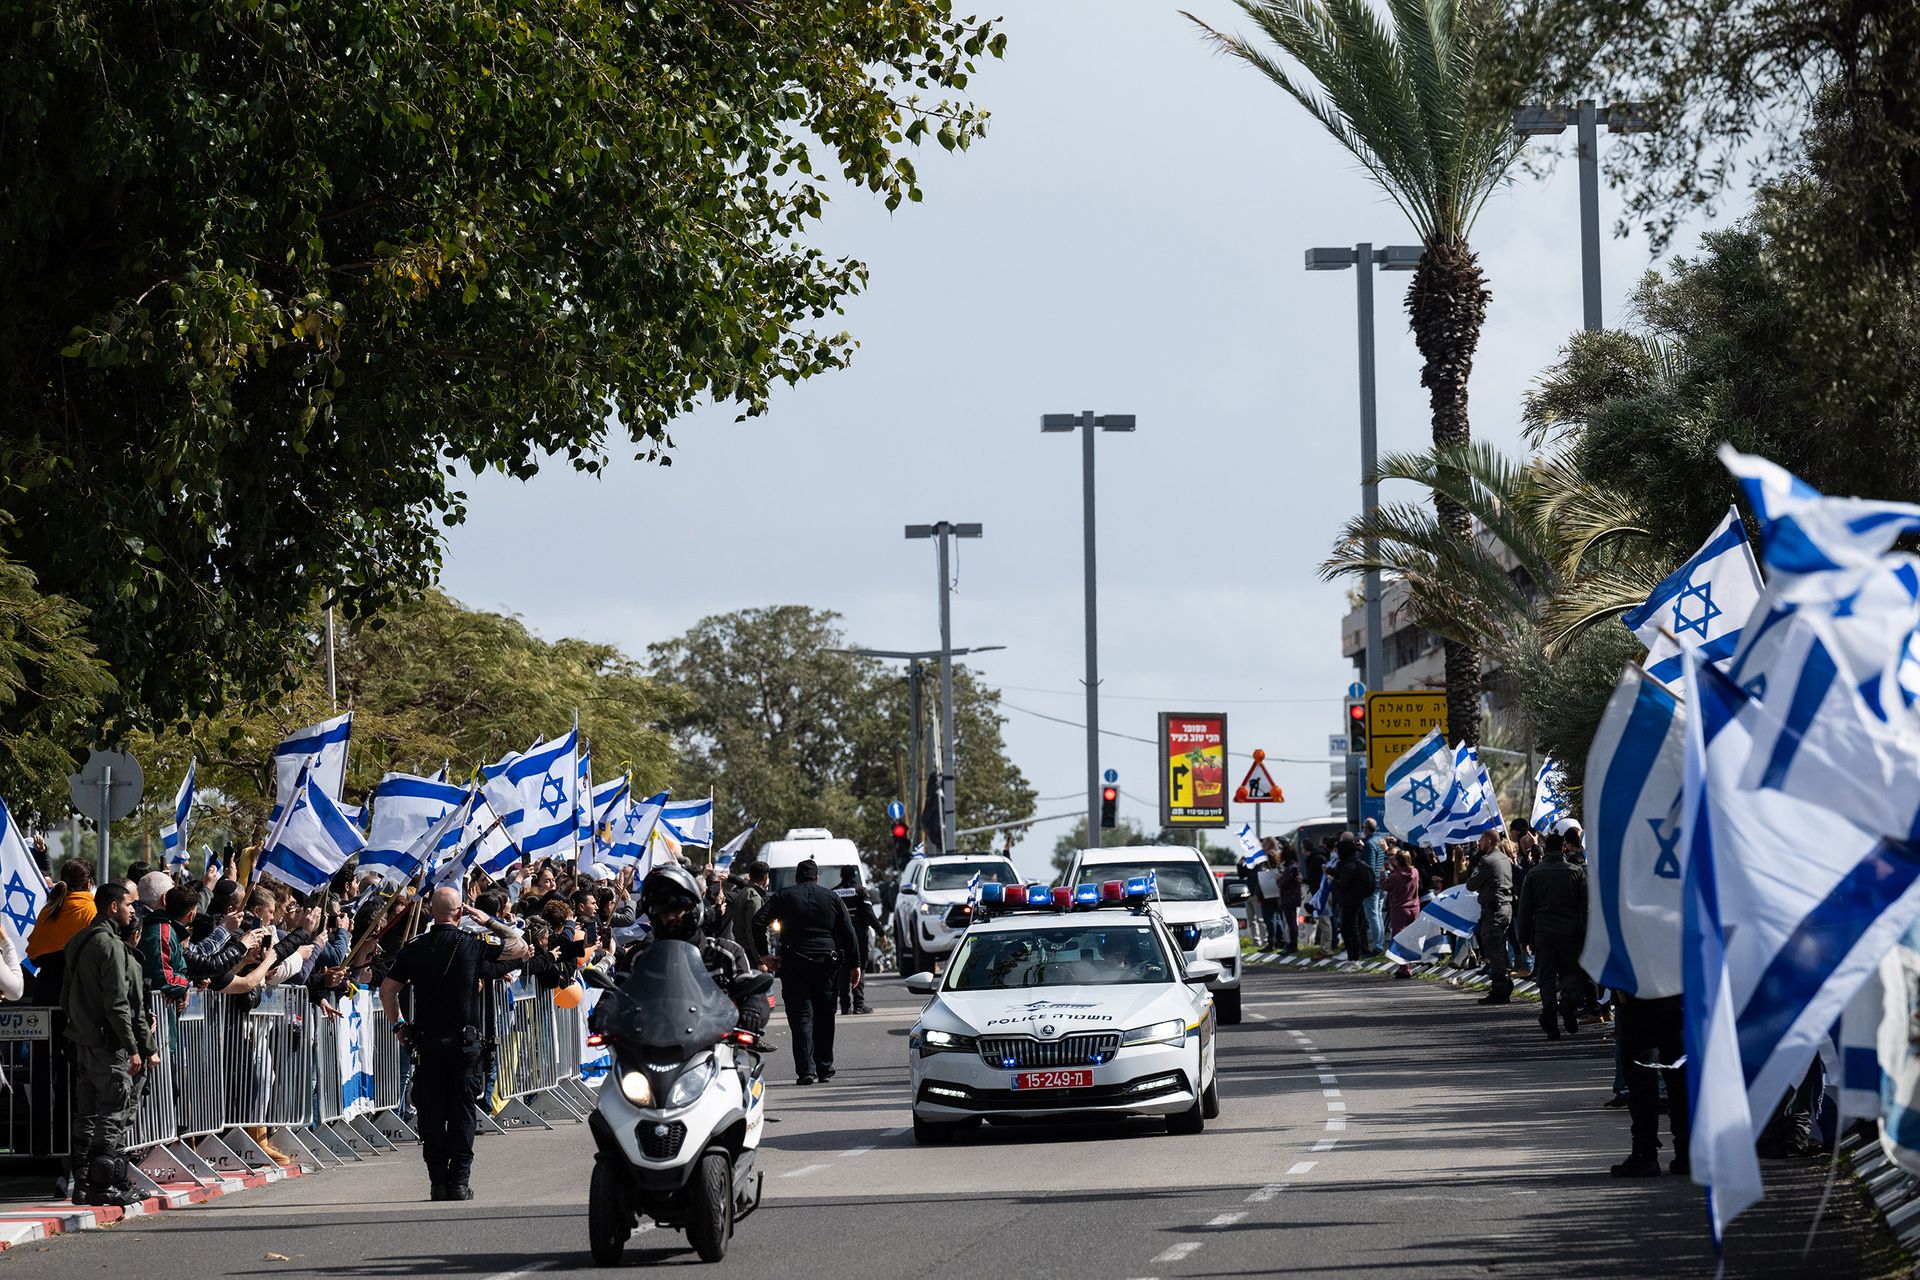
[379, 886, 528, 1201]
[614, 865, 763, 1035]
[752, 859, 858, 1085]
[832, 864, 876, 1016]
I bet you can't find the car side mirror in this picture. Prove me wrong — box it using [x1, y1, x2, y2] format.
[899, 884, 917, 896]
[1224, 881, 1250, 906]
[904, 971, 940, 995]
[1185, 960, 1223, 985]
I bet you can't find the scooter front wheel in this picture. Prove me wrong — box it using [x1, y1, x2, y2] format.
[589, 1157, 632, 1265]
[684, 1149, 734, 1263]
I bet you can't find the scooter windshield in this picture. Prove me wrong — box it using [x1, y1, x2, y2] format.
[602, 939, 739, 1058]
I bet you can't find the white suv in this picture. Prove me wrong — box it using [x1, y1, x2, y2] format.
[893, 854, 1020, 972]
[1065, 846, 1246, 1024]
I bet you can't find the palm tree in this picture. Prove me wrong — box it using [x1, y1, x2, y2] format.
[1188, 0, 1526, 743]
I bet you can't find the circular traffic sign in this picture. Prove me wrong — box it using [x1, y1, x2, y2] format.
[1347, 681, 1367, 700]
[68, 749, 145, 821]
[1102, 768, 1118, 784]
[886, 799, 906, 821]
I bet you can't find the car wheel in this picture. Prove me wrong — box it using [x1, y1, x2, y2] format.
[1214, 987, 1242, 1026]
[587, 1157, 631, 1266]
[1201, 1077, 1221, 1120]
[1166, 1094, 1205, 1136]
[685, 1149, 734, 1263]
[913, 1115, 962, 1145]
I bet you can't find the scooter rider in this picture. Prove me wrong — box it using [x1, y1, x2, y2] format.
[614, 866, 767, 1036]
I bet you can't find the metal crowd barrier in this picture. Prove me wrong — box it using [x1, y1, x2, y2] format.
[486, 976, 596, 1130]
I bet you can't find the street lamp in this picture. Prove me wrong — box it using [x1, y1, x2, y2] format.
[903, 523, 985, 854]
[1511, 99, 1656, 331]
[1304, 244, 1420, 697]
[1041, 411, 1134, 848]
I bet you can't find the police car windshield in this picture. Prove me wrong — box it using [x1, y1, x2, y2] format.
[944, 925, 1172, 991]
[1078, 860, 1217, 902]
[924, 861, 1018, 891]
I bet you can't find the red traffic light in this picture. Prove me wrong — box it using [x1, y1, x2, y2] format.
[1101, 786, 1118, 803]
[890, 821, 909, 840]
[1348, 702, 1366, 721]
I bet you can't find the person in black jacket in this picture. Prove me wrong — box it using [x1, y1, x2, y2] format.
[752, 859, 858, 1085]
[1330, 835, 1376, 962]
[1514, 844, 1587, 1040]
[832, 865, 875, 1016]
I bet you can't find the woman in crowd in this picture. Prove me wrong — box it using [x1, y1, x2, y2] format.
[27, 859, 95, 1002]
[1385, 849, 1421, 978]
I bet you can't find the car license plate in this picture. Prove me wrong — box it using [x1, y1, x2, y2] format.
[1013, 1069, 1093, 1090]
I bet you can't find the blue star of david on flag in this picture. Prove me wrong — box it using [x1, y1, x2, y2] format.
[1670, 576, 1723, 640]
[1648, 816, 1682, 880]
[2, 871, 38, 935]
[537, 771, 567, 818]
[1404, 776, 1439, 816]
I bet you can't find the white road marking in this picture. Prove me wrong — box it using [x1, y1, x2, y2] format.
[1248, 1012, 1269, 1021]
[1326, 1117, 1347, 1131]
[482, 1266, 553, 1280]
[1317, 1074, 1338, 1084]
[1312, 1138, 1338, 1152]
[1287, 1161, 1318, 1176]
[781, 1164, 830, 1178]
[1308, 1055, 1329, 1063]
[1326, 1101, 1347, 1111]
[1154, 1242, 1203, 1263]
[1245, 1184, 1285, 1203]
[882, 1125, 911, 1137]
[1322, 1088, 1342, 1098]
[1206, 1211, 1247, 1227]
[841, 1145, 875, 1157]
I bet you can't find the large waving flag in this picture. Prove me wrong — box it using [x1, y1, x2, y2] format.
[1528, 757, 1571, 833]
[258, 764, 368, 894]
[362, 772, 469, 884]
[1683, 654, 1920, 1241]
[481, 726, 578, 860]
[661, 796, 714, 849]
[1581, 666, 1688, 998]
[160, 760, 196, 865]
[391, 788, 475, 888]
[607, 790, 667, 872]
[433, 792, 517, 887]
[713, 820, 758, 876]
[1622, 505, 1763, 689]
[0, 791, 50, 970]
[583, 775, 630, 870]
[1721, 444, 1920, 578]
[1383, 729, 1453, 847]
[1234, 822, 1264, 868]
[1386, 883, 1480, 964]
[272, 711, 352, 817]
[1426, 746, 1505, 846]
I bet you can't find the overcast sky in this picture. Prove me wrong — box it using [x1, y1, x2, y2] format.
[438, 1, 1735, 878]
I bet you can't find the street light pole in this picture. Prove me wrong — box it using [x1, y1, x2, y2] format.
[1305, 245, 1420, 693]
[1512, 99, 1656, 332]
[1042, 411, 1134, 847]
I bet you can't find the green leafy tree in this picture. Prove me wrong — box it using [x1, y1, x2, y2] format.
[0, 0, 1004, 726]
[1190, 0, 1529, 745]
[0, 540, 113, 824]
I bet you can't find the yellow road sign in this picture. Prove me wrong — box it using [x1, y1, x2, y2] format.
[1365, 691, 1448, 796]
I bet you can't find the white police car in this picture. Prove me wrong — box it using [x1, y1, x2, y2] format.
[892, 853, 1021, 972]
[904, 879, 1220, 1145]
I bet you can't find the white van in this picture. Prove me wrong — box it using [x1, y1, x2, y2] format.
[756, 828, 874, 893]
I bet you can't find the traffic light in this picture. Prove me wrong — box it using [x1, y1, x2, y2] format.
[1100, 786, 1118, 828]
[1345, 696, 1368, 755]
[890, 820, 911, 860]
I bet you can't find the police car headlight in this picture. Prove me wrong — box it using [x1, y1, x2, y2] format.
[918, 902, 943, 916]
[1198, 918, 1237, 940]
[667, 1055, 717, 1108]
[917, 1028, 976, 1056]
[1122, 1018, 1187, 1047]
[618, 1069, 653, 1106]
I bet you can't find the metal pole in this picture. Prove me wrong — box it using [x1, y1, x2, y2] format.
[1355, 245, 1384, 693]
[1576, 99, 1602, 332]
[325, 605, 338, 711]
[907, 661, 922, 844]
[936, 527, 958, 854]
[96, 764, 112, 884]
[1081, 413, 1102, 848]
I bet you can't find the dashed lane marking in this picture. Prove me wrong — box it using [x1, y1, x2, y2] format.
[882, 1125, 911, 1137]
[1246, 1184, 1285, 1203]
[1206, 1211, 1247, 1227]
[1154, 1242, 1203, 1263]
[1322, 1088, 1342, 1098]
[841, 1145, 875, 1157]
[781, 1164, 830, 1178]
[1312, 1138, 1338, 1152]
[1326, 1117, 1347, 1130]
[1287, 1161, 1318, 1176]
[482, 1265, 553, 1280]
[1327, 1101, 1347, 1111]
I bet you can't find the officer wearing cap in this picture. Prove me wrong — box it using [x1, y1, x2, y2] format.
[379, 886, 528, 1201]
[831, 864, 876, 1016]
[752, 859, 858, 1085]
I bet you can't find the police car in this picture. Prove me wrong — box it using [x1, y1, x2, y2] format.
[892, 853, 1020, 972]
[904, 879, 1220, 1145]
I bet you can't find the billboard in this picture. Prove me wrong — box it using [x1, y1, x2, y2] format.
[1159, 712, 1228, 829]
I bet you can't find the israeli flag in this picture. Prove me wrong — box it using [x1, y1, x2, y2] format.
[1622, 506, 1763, 689]
[1386, 883, 1480, 964]
[584, 775, 631, 871]
[167, 844, 188, 877]
[0, 791, 50, 969]
[1721, 444, 1920, 578]
[1528, 757, 1570, 833]
[575, 749, 594, 854]
[1426, 747, 1505, 846]
[480, 726, 578, 860]
[1234, 823, 1265, 868]
[404, 790, 476, 888]
[1383, 729, 1453, 847]
[1310, 866, 1333, 917]
[160, 759, 196, 863]
[271, 711, 352, 817]
[661, 796, 714, 849]
[966, 870, 984, 905]
[362, 773, 469, 884]
[434, 792, 518, 887]
[204, 845, 222, 879]
[713, 821, 758, 876]
[608, 790, 667, 872]
[258, 764, 368, 895]
[1580, 665, 1687, 998]
[1822, 969, 1884, 1122]
[1876, 922, 1920, 1174]
[1683, 654, 1920, 1241]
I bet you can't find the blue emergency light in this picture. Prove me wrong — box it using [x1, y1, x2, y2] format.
[1073, 883, 1100, 906]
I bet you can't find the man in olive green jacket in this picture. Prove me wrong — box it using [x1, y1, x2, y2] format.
[60, 882, 155, 1207]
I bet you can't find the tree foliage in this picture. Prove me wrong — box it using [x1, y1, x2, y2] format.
[0, 539, 113, 824]
[0, 0, 1004, 727]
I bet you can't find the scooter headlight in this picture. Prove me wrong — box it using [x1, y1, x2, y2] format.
[618, 1069, 653, 1106]
[667, 1055, 718, 1108]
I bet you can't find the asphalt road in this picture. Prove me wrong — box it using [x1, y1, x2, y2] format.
[1, 965, 1903, 1278]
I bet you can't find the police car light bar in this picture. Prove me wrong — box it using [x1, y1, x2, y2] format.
[1100, 880, 1125, 903]
[1073, 883, 1100, 906]
[979, 883, 1008, 906]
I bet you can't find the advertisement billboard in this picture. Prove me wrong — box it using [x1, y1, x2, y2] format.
[1159, 712, 1228, 829]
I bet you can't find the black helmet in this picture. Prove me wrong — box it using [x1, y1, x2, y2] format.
[641, 864, 704, 940]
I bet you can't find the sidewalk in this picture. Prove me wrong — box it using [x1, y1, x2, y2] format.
[0, 1162, 304, 1251]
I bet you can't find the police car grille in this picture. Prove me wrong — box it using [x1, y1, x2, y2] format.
[977, 1033, 1122, 1069]
[639, 1121, 687, 1160]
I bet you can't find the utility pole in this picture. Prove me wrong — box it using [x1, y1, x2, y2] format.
[1041, 411, 1134, 847]
[903, 523, 984, 854]
[325, 605, 338, 710]
[1512, 99, 1657, 331]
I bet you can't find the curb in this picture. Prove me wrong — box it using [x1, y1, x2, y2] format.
[0, 1164, 303, 1250]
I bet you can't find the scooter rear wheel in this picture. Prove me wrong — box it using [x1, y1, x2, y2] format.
[685, 1149, 734, 1263]
[588, 1157, 631, 1265]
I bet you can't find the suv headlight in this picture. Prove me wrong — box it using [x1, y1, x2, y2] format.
[667, 1055, 717, 1108]
[618, 1069, 653, 1106]
[1198, 917, 1237, 940]
[918, 902, 944, 916]
[916, 1028, 976, 1057]
[1122, 1018, 1187, 1047]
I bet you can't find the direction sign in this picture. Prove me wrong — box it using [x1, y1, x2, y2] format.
[886, 800, 906, 822]
[1347, 681, 1367, 700]
[1102, 768, 1118, 785]
[67, 749, 144, 821]
[1364, 692, 1448, 796]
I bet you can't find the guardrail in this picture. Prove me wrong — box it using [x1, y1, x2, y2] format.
[1, 974, 602, 1192]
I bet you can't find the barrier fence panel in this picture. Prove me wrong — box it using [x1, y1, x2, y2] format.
[0, 1007, 68, 1161]
[127, 993, 178, 1152]
[175, 988, 227, 1142]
